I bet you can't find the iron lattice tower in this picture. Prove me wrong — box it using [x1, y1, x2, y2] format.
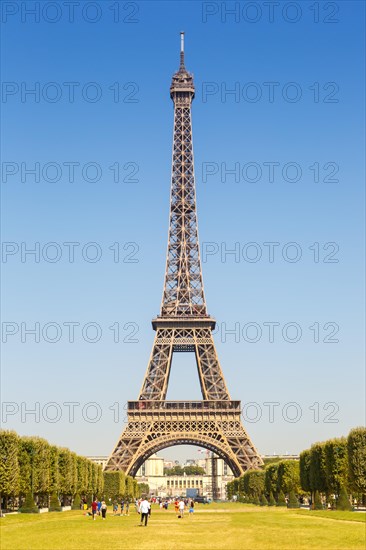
[105, 34, 263, 477]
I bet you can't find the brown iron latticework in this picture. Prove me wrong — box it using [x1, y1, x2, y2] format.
[105, 34, 263, 477]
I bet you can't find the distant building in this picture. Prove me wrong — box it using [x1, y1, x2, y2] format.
[86, 455, 109, 469]
[262, 454, 299, 461]
[138, 454, 164, 477]
[135, 454, 234, 499]
[86, 453, 299, 499]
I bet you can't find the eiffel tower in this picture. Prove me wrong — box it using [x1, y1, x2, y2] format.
[105, 33, 263, 477]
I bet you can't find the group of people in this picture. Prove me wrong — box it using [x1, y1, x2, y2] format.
[173, 499, 194, 518]
[90, 499, 107, 520]
[112, 499, 130, 516]
[84, 496, 196, 524]
[136, 496, 194, 525]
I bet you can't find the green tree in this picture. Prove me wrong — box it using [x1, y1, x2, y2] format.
[92, 463, 104, 496]
[277, 460, 300, 494]
[18, 436, 50, 503]
[103, 471, 118, 501]
[86, 461, 94, 497]
[90, 462, 98, 497]
[163, 465, 184, 476]
[324, 437, 348, 496]
[227, 478, 240, 500]
[137, 483, 149, 498]
[276, 490, 286, 507]
[268, 491, 276, 506]
[0, 430, 20, 509]
[232, 478, 240, 497]
[49, 446, 59, 494]
[313, 490, 323, 510]
[32, 437, 50, 505]
[226, 480, 235, 500]
[183, 465, 205, 476]
[49, 490, 62, 512]
[125, 476, 135, 499]
[18, 438, 33, 497]
[58, 448, 74, 503]
[103, 471, 126, 501]
[76, 456, 88, 496]
[336, 486, 352, 511]
[20, 492, 38, 513]
[260, 493, 268, 506]
[347, 427, 366, 497]
[238, 476, 245, 497]
[265, 463, 279, 498]
[243, 470, 265, 498]
[2, 430, 107, 512]
[299, 450, 311, 493]
[70, 453, 78, 495]
[288, 490, 300, 508]
[72, 493, 81, 510]
[309, 443, 327, 494]
[262, 457, 283, 466]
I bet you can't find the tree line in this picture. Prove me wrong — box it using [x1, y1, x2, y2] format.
[227, 427, 365, 509]
[226, 458, 300, 507]
[163, 465, 205, 476]
[0, 430, 146, 512]
[299, 427, 365, 508]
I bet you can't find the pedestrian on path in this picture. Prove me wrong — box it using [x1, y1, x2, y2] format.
[178, 499, 185, 518]
[91, 499, 98, 520]
[101, 501, 107, 520]
[139, 498, 151, 526]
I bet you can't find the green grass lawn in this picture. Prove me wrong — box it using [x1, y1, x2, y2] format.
[1, 503, 365, 550]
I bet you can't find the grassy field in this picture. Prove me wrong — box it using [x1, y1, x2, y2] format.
[1, 503, 365, 550]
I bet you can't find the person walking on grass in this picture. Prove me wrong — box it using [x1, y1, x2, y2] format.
[101, 501, 107, 520]
[179, 499, 185, 518]
[91, 499, 98, 520]
[139, 498, 151, 526]
[125, 500, 130, 516]
[189, 500, 194, 517]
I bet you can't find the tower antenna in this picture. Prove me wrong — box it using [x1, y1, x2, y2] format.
[180, 31, 185, 68]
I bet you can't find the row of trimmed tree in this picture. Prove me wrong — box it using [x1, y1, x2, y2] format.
[102, 470, 148, 502]
[299, 427, 365, 508]
[226, 459, 301, 508]
[227, 427, 365, 509]
[0, 430, 145, 512]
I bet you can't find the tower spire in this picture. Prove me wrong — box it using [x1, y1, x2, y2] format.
[180, 31, 185, 69]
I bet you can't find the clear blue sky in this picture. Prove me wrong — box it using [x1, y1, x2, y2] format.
[1, 1, 365, 462]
